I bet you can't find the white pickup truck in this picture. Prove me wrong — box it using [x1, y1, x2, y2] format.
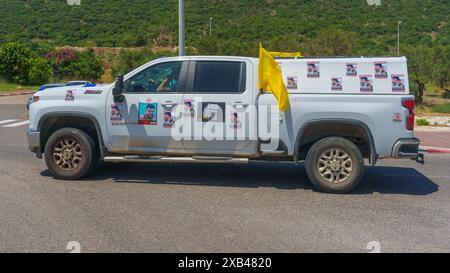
[27, 56, 421, 193]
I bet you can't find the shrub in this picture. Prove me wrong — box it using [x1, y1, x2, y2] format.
[0, 42, 51, 85]
[27, 57, 52, 85]
[416, 118, 430, 126]
[0, 42, 32, 84]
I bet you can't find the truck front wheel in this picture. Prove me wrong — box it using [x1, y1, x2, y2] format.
[44, 128, 96, 180]
[305, 137, 364, 193]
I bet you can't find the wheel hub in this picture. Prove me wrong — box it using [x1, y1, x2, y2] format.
[53, 137, 83, 171]
[317, 148, 353, 184]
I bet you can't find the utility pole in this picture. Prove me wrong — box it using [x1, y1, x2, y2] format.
[179, 0, 185, 56]
[209, 17, 213, 36]
[397, 21, 402, 56]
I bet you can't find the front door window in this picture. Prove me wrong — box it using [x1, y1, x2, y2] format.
[127, 62, 183, 93]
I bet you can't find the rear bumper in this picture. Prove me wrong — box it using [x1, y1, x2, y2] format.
[27, 129, 42, 158]
[392, 138, 420, 159]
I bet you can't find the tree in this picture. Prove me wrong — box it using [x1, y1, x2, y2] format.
[431, 44, 450, 97]
[71, 49, 104, 82]
[402, 45, 432, 104]
[307, 27, 358, 56]
[197, 37, 219, 55]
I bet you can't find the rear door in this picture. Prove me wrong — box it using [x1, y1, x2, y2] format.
[106, 60, 188, 154]
[181, 59, 257, 156]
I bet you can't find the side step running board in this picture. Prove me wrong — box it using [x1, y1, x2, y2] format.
[104, 155, 249, 164]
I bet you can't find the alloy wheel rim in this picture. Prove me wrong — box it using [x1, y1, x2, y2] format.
[317, 148, 353, 184]
[53, 137, 83, 171]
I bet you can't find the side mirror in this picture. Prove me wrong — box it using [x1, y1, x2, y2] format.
[112, 74, 124, 97]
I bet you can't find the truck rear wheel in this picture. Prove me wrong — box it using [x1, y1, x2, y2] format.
[44, 128, 96, 180]
[305, 137, 364, 193]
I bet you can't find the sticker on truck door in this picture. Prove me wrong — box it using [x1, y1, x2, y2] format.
[138, 99, 158, 125]
[359, 75, 373, 92]
[200, 102, 225, 123]
[110, 103, 126, 126]
[183, 98, 195, 118]
[162, 102, 176, 129]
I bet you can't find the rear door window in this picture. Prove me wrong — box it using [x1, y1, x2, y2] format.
[192, 61, 246, 93]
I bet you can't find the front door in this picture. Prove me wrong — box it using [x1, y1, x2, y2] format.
[106, 60, 188, 154]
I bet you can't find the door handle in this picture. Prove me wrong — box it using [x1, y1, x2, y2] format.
[161, 101, 178, 108]
[233, 102, 248, 110]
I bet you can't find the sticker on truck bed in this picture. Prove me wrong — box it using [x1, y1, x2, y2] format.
[286, 76, 298, 90]
[307, 61, 320, 78]
[346, 63, 357, 76]
[331, 78, 343, 91]
[374, 62, 388, 79]
[359, 75, 373, 92]
[391, 74, 406, 92]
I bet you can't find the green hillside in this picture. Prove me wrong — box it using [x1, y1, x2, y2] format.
[0, 0, 448, 54]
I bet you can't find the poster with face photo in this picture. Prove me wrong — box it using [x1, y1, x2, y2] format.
[162, 110, 175, 128]
[307, 61, 320, 78]
[360, 75, 373, 92]
[286, 76, 298, 90]
[65, 90, 75, 101]
[138, 101, 158, 125]
[331, 77, 343, 91]
[230, 108, 245, 130]
[110, 103, 125, 122]
[200, 102, 225, 123]
[183, 98, 195, 118]
[161, 102, 176, 128]
[346, 63, 357, 76]
[391, 74, 406, 92]
[374, 62, 388, 79]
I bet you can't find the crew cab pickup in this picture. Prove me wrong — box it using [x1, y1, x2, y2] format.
[27, 56, 421, 193]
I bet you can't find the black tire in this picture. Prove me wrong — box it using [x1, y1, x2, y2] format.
[305, 137, 364, 194]
[44, 128, 97, 180]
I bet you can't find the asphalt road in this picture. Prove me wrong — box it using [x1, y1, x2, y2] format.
[1, 96, 449, 253]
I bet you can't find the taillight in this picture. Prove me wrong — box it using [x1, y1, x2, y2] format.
[402, 98, 415, 131]
[33, 96, 40, 103]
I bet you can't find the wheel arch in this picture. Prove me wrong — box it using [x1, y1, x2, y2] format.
[37, 112, 106, 158]
[294, 119, 378, 165]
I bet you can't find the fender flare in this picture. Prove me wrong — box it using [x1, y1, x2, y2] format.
[37, 111, 107, 158]
[294, 118, 378, 165]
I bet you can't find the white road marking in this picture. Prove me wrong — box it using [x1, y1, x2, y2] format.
[0, 119, 19, 125]
[2, 120, 29, 128]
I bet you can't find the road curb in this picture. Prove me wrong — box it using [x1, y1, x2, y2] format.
[0, 91, 34, 97]
[420, 146, 450, 154]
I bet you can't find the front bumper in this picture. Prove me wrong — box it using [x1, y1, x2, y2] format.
[27, 129, 42, 158]
[392, 138, 420, 159]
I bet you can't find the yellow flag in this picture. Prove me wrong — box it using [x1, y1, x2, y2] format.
[258, 44, 290, 112]
[269, 51, 303, 58]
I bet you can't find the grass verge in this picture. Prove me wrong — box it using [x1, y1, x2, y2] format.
[0, 82, 39, 93]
